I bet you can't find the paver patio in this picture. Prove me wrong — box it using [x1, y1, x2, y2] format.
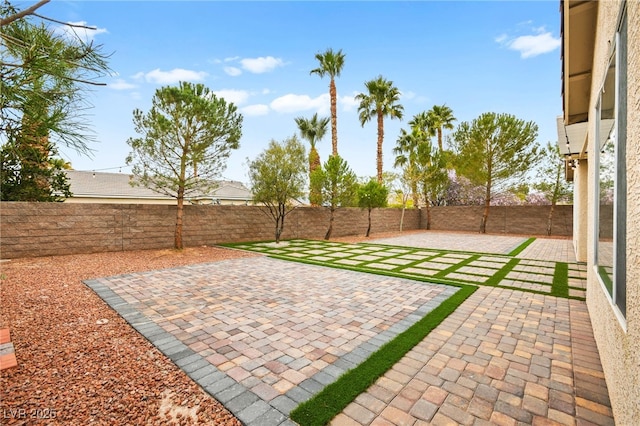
[84, 232, 613, 425]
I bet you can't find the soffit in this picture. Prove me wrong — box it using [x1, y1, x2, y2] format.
[562, 0, 598, 125]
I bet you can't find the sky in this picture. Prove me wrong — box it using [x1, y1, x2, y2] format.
[37, 0, 563, 185]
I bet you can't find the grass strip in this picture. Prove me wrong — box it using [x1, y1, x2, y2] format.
[434, 254, 480, 279]
[267, 254, 470, 289]
[289, 285, 477, 426]
[551, 262, 569, 298]
[507, 237, 536, 257]
[484, 258, 520, 286]
[224, 241, 586, 300]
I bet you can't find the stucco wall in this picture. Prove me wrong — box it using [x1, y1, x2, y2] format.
[585, 2, 640, 424]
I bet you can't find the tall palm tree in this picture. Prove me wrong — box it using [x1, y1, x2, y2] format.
[310, 48, 345, 156]
[356, 75, 404, 184]
[428, 104, 456, 150]
[295, 112, 330, 180]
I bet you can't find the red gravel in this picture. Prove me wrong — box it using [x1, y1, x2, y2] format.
[0, 246, 258, 425]
[0, 231, 417, 425]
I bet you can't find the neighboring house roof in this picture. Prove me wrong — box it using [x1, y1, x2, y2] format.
[64, 170, 252, 203]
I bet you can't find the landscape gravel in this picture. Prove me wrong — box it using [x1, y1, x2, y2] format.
[0, 230, 420, 425]
[0, 246, 258, 425]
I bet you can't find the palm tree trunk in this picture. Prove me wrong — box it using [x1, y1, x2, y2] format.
[437, 128, 443, 150]
[366, 207, 372, 237]
[376, 110, 384, 184]
[425, 199, 432, 230]
[330, 79, 338, 155]
[411, 180, 419, 208]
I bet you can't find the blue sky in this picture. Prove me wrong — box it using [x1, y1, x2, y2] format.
[43, 0, 563, 184]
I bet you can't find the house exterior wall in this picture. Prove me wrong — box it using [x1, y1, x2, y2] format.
[573, 160, 588, 261]
[585, 1, 640, 424]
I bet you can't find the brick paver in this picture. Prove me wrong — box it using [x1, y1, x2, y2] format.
[86, 257, 457, 426]
[337, 285, 612, 426]
[85, 231, 612, 426]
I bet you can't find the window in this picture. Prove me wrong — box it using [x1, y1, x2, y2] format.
[595, 8, 627, 319]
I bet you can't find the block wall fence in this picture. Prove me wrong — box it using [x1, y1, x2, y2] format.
[0, 203, 572, 259]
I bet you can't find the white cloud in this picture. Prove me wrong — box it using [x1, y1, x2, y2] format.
[339, 93, 359, 112]
[225, 56, 241, 62]
[241, 104, 270, 116]
[496, 24, 560, 59]
[270, 93, 329, 114]
[134, 68, 208, 84]
[212, 89, 250, 105]
[224, 66, 242, 77]
[508, 32, 561, 58]
[109, 79, 137, 90]
[401, 91, 416, 100]
[241, 56, 285, 74]
[55, 21, 108, 42]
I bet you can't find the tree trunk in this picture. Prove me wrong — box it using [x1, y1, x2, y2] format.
[376, 110, 384, 184]
[175, 187, 185, 249]
[325, 206, 335, 240]
[330, 79, 338, 155]
[275, 203, 286, 243]
[437, 128, 443, 150]
[480, 196, 490, 234]
[425, 200, 431, 230]
[366, 207, 372, 237]
[547, 202, 556, 236]
[400, 205, 405, 232]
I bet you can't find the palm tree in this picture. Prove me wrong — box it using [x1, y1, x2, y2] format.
[356, 75, 404, 184]
[295, 113, 330, 205]
[310, 48, 345, 156]
[393, 128, 422, 209]
[428, 104, 456, 150]
[393, 112, 436, 208]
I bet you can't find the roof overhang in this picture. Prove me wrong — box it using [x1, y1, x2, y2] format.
[561, 0, 598, 125]
[556, 115, 613, 181]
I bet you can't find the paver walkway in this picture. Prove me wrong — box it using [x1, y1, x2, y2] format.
[333, 286, 612, 426]
[235, 238, 586, 300]
[84, 231, 613, 426]
[86, 257, 457, 425]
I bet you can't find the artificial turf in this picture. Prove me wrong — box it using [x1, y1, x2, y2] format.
[289, 285, 477, 426]
[507, 237, 537, 256]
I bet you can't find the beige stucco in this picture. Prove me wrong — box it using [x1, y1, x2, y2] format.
[573, 158, 588, 262]
[582, 1, 640, 424]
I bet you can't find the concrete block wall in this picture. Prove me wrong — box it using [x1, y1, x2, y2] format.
[0, 203, 420, 258]
[0, 203, 572, 259]
[427, 205, 573, 236]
